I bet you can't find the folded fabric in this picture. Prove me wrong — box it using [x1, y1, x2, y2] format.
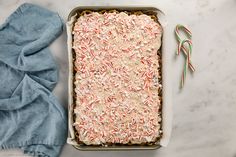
[0, 3, 67, 157]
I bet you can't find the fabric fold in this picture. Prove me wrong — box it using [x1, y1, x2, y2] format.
[0, 3, 67, 157]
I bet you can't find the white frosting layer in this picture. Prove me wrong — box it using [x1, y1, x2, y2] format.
[73, 12, 163, 145]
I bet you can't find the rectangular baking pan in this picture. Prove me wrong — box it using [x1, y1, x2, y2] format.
[66, 6, 172, 151]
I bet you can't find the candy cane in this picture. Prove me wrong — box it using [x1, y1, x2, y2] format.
[175, 24, 195, 88]
[180, 39, 193, 88]
[175, 24, 192, 46]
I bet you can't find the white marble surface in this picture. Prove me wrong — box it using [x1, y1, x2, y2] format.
[1, 0, 236, 157]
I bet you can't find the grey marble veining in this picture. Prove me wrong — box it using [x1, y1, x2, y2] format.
[1, 0, 236, 157]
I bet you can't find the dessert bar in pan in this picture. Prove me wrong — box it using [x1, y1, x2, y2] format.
[67, 7, 172, 150]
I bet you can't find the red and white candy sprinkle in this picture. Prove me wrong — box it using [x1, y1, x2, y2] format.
[73, 12, 163, 145]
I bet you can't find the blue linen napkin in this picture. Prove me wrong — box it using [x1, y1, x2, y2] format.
[0, 3, 67, 157]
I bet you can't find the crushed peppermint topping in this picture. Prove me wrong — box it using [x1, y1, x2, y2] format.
[73, 12, 162, 145]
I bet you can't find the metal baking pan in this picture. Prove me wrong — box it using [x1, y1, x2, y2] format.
[66, 6, 172, 151]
